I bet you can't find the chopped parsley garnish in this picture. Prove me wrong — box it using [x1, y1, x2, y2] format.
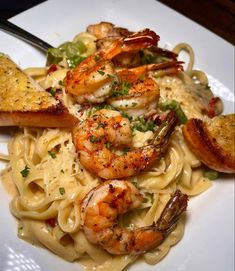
[121, 112, 132, 121]
[123, 147, 131, 154]
[97, 122, 105, 128]
[90, 135, 103, 143]
[97, 70, 105, 76]
[58, 80, 63, 86]
[59, 187, 65, 195]
[49, 87, 56, 96]
[94, 55, 100, 62]
[48, 151, 56, 158]
[112, 81, 131, 97]
[132, 181, 138, 188]
[107, 73, 114, 79]
[87, 104, 117, 117]
[133, 117, 155, 132]
[138, 74, 145, 81]
[131, 102, 138, 107]
[105, 142, 111, 149]
[90, 135, 99, 143]
[20, 165, 30, 178]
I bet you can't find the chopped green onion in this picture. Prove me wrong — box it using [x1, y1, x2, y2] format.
[67, 55, 86, 68]
[48, 151, 56, 159]
[20, 165, 30, 178]
[46, 47, 64, 65]
[58, 41, 87, 57]
[46, 41, 87, 67]
[59, 187, 65, 195]
[203, 170, 219, 180]
[159, 99, 188, 124]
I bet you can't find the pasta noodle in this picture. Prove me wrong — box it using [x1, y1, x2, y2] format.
[0, 25, 216, 271]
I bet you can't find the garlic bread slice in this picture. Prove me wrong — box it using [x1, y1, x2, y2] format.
[0, 53, 77, 127]
[182, 114, 235, 173]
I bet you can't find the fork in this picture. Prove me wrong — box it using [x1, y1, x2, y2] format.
[0, 18, 53, 52]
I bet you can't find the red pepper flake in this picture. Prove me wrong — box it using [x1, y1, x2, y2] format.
[208, 97, 220, 118]
[46, 218, 57, 227]
[47, 64, 58, 75]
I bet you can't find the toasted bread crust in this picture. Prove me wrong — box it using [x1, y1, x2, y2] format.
[182, 115, 235, 173]
[0, 53, 77, 128]
[0, 101, 78, 127]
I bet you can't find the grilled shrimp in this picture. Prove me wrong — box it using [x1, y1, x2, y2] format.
[87, 22, 179, 68]
[183, 114, 235, 173]
[87, 21, 132, 40]
[109, 76, 159, 117]
[72, 109, 178, 179]
[64, 29, 159, 98]
[81, 180, 188, 255]
[64, 29, 183, 105]
[87, 21, 132, 52]
[108, 61, 183, 117]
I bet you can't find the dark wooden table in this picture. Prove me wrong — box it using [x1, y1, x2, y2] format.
[0, 0, 234, 45]
[158, 0, 235, 45]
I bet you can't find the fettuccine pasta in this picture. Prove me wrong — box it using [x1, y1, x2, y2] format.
[0, 24, 216, 271]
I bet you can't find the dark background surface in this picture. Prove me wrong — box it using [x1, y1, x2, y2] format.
[0, 0, 234, 45]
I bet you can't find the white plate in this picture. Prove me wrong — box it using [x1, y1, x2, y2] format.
[0, 1, 234, 271]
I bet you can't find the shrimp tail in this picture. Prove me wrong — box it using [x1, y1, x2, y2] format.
[129, 189, 188, 254]
[150, 60, 184, 76]
[156, 190, 188, 234]
[146, 60, 184, 72]
[126, 60, 184, 78]
[123, 29, 160, 48]
[151, 111, 178, 151]
[106, 29, 160, 59]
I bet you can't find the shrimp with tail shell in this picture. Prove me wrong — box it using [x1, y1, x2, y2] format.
[72, 110, 178, 179]
[81, 180, 188, 255]
[64, 29, 183, 105]
[64, 29, 159, 96]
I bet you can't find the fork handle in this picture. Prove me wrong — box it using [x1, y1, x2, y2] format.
[0, 18, 53, 52]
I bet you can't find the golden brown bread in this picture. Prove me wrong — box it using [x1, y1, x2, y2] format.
[182, 114, 235, 173]
[0, 53, 77, 127]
